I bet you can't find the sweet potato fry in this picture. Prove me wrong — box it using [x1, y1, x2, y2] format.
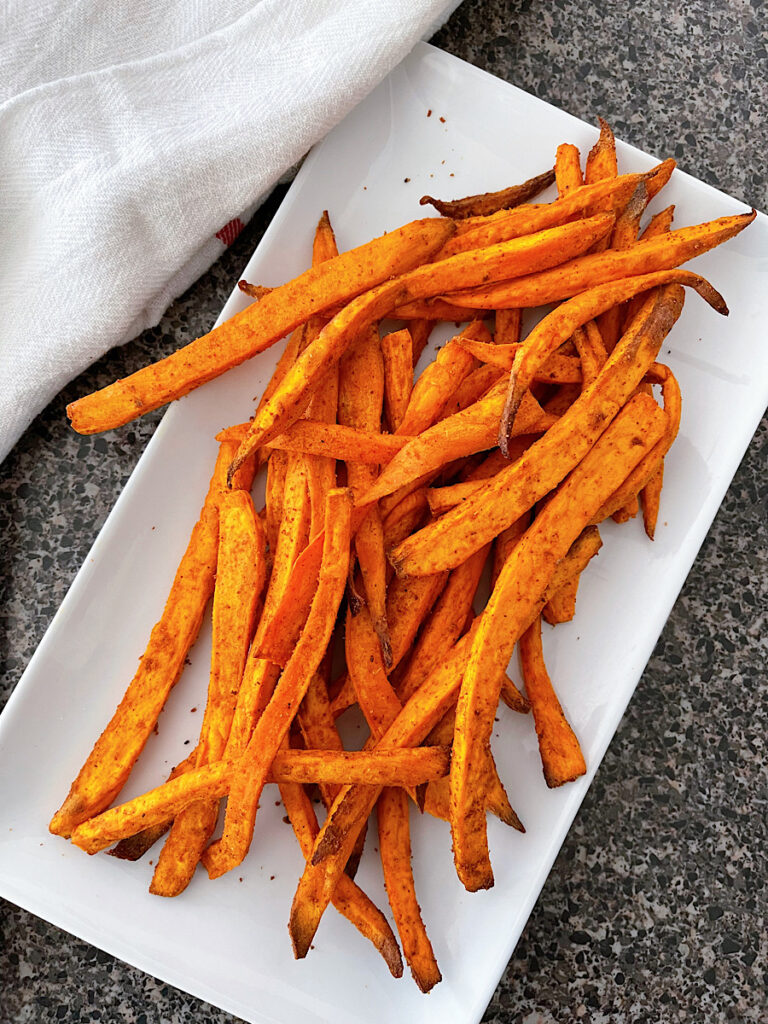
[150, 491, 266, 896]
[420, 166, 555, 219]
[597, 182, 649, 349]
[298, 211, 342, 537]
[498, 268, 724, 445]
[264, 448, 289, 553]
[426, 479, 485, 516]
[454, 336, 584, 384]
[495, 307, 523, 345]
[394, 300, 490, 321]
[339, 324, 390, 660]
[408, 319, 435, 364]
[224, 452, 311, 754]
[440, 210, 753, 312]
[449, 393, 668, 892]
[377, 786, 442, 991]
[219, 420, 409, 464]
[643, 206, 676, 239]
[277, 770, 403, 977]
[585, 117, 617, 184]
[49, 439, 255, 838]
[108, 750, 197, 861]
[594, 367, 682, 522]
[346, 603, 402, 739]
[611, 491, 640, 523]
[641, 458, 665, 540]
[555, 143, 583, 195]
[288, 529, 609, 955]
[67, 218, 454, 434]
[572, 321, 607, 391]
[297, 674, 345, 811]
[438, 172, 647, 257]
[381, 329, 414, 432]
[542, 575, 579, 625]
[389, 286, 687, 578]
[329, 672, 357, 719]
[519, 616, 586, 786]
[382, 488, 429, 551]
[396, 545, 489, 703]
[397, 323, 488, 436]
[358, 379, 554, 510]
[440, 363, 505, 417]
[71, 746, 452, 855]
[386, 571, 449, 673]
[423, 706, 522, 830]
[228, 213, 615, 472]
[204, 488, 352, 877]
[623, 206, 675, 334]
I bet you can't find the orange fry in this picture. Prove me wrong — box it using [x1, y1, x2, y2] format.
[204, 488, 352, 877]
[585, 117, 617, 185]
[151, 491, 266, 896]
[641, 459, 665, 540]
[381, 328, 414, 432]
[450, 393, 668, 892]
[441, 210, 753, 312]
[396, 544, 489, 703]
[277, 773, 403, 978]
[519, 616, 586, 786]
[408, 319, 435, 364]
[542, 574, 579, 625]
[71, 746, 451, 855]
[397, 323, 488, 436]
[495, 309, 523, 348]
[219, 420, 409, 465]
[339, 323, 390, 661]
[377, 786, 442, 992]
[68, 218, 454, 434]
[359, 378, 554, 510]
[49, 439, 255, 838]
[555, 143, 583, 195]
[594, 366, 682, 522]
[438, 172, 648, 257]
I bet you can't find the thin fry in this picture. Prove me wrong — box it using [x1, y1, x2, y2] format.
[68, 219, 455, 434]
[151, 491, 266, 896]
[204, 489, 352, 877]
[519, 616, 586, 786]
[49, 440, 255, 838]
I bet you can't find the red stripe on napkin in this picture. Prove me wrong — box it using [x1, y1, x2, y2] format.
[216, 218, 244, 246]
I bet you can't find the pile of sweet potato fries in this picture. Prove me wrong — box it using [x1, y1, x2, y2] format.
[52, 120, 755, 991]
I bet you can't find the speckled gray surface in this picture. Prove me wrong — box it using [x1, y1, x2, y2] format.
[1, 2, 766, 1022]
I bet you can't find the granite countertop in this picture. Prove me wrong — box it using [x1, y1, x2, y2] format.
[1, 2, 766, 1022]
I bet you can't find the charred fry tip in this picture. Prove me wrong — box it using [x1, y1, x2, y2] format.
[500, 807, 525, 833]
[416, 782, 428, 813]
[419, 195, 435, 207]
[381, 939, 405, 979]
[498, 376, 523, 457]
[289, 918, 313, 960]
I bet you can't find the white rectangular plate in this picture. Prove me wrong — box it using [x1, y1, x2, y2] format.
[1, 42, 766, 1024]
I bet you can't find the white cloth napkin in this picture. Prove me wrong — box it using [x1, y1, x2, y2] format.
[0, 0, 459, 463]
